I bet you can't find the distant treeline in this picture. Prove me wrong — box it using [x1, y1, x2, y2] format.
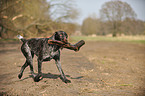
[81, 1, 145, 37]
[0, 0, 144, 39]
[81, 17, 145, 36]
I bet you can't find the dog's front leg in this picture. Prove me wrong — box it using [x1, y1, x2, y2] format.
[55, 59, 71, 83]
[34, 59, 43, 82]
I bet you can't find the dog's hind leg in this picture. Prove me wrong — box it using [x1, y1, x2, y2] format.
[18, 61, 28, 79]
[28, 52, 35, 77]
[18, 44, 35, 79]
[18, 52, 34, 79]
[33, 58, 43, 82]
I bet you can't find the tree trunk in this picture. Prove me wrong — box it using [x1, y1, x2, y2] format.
[112, 21, 117, 37]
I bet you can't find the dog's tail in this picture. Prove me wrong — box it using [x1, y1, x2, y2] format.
[17, 35, 26, 42]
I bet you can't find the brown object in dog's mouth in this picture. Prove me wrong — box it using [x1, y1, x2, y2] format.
[74, 40, 85, 51]
[48, 39, 85, 52]
[48, 40, 66, 45]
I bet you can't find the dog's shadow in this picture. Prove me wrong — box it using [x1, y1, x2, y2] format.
[42, 73, 61, 79]
[20, 73, 84, 83]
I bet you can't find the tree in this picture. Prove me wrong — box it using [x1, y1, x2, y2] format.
[121, 18, 145, 35]
[0, 0, 50, 38]
[81, 16, 101, 35]
[49, 0, 79, 22]
[100, 0, 137, 37]
[0, 0, 78, 38]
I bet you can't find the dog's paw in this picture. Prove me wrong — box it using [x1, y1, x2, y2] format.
[64, 79, 71, 83]
[18, 73, 22, 79]
[34, 74, 43, 82]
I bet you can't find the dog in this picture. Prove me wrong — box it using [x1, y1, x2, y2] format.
[17, 31, 72, 83]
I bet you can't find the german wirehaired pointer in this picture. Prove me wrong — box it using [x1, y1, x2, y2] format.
[17, 31, 85, 83]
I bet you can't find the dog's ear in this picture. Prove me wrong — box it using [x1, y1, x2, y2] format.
[54, 31, 60, 40]
[63, 32, 68, 39]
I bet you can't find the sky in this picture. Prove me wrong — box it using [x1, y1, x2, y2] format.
[74, 0, 145, 24]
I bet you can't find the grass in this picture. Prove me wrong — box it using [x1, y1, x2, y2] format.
[1, 35, 145, 44]
[0, 38, 18, 42]
[70, 35, 145, 44]
[116, 84, 133, 87]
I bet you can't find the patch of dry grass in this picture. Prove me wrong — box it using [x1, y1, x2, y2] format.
[78, 68, 94, 76]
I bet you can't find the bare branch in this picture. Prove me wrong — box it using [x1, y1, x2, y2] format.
[0, 0, 21, 13]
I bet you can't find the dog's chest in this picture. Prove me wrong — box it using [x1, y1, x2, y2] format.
[42, 45, 60, 61]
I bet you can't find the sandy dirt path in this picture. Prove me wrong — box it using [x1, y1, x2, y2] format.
[0, 41, 145, 96]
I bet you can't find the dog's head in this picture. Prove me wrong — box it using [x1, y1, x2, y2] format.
[53, 31, 68, 43]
